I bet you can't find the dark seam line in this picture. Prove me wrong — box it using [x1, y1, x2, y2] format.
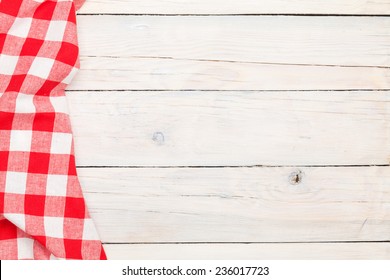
[102, 240, 390, 245]
[81, 55, 390, 69]
[78, 14, 390, 17]
[76, 164, 390, 169]
[66, 89, 390, 92]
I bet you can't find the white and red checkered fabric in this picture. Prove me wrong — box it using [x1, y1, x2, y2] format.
[0, 0, 106, 259]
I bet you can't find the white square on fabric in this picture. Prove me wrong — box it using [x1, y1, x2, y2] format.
[28, 57, 54, 79]
[0, 55, 19, 75]
[50, 132, 73, 154]
[17, 238, 34, 259]
[15, 93, 36, 113]
[9, 130, 33, 152]
[46, 174, 68, 197]
[50, 96, 69, 114]
[82, 219, 99, 240]
[5, 214, 26, 231]
[45, 20, 67, 42]
[8, 17, 32, 38]
[44, 217, 64, 238]
[5, 172, 28, 194]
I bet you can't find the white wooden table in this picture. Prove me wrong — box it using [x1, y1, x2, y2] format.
[69, 0, 390, 259]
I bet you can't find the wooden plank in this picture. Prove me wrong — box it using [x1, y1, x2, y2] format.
[67, 91, 390, 166]
[77, 16, 390, 68]
[71, 16, 390, 90]
[70, 56, 389, 91]
[79, 166, 390, 243]
[103, 243, 390, 259]
[79, 0, 390, 15]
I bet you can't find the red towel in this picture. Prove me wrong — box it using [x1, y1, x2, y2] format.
[0, 0, 106, 259]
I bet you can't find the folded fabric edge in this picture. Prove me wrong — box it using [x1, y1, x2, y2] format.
[74, 0, 86, 11]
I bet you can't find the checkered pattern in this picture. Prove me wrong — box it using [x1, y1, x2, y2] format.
[0, 0, 106, 259]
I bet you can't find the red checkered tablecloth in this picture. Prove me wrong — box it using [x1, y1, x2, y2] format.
[0, 0, 106, 259]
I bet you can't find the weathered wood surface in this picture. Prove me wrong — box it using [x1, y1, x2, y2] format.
[104, 243, 390, 260]
[79, 167, 390, 243]
[67, 91, 390, 166]
[71, 1, 390, 259]
[79, 0, 390, 15]
[69, 16, 390, 91]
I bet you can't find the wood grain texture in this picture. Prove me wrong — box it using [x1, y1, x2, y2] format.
[67, 91, 390, 166]
[71, 57, 390, 91]
[71, 16, 390, 91]
[79, 0, 390, 15]
[77, 16, 390, 68]
[71, 1, 390, 259]
[103, 243, 390, 260]
[79, 166, 390, 243]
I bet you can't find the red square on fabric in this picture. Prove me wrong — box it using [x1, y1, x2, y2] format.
[64, 239, 82, 259]
[68, 155, 77, 176]
[37, 80, 61, 96]
[33, 1, 56, 20]
[0, 0, 24, 16]
[6, 75, 27, 93]
[28, 152, 50, 174]
[20, 38, 44, 56]
[64, 197, 85, 219]
[0, 192, 4, 213]
[33, 112, 55, 132]
[0, 152, 9, 171]
[0, 219, 17, 240]
[34, 235, 47, 248]
[67, 4, 77, 24]
[0, 112, 14, 130]
[0, 34, 6, 53]
[55, 42, 78, 66]
[24, 194, 45, 216]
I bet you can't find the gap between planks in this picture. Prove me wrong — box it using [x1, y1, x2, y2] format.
[77, 0, 390, 15]
[82, 54, 390, 70]
[78, 14, 390, 17]
[66, 89, 390, 92]
[76, 165, 390, 168]
[102, 241, 390, 244]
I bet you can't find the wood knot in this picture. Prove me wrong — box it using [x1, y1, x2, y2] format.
[289, 170, 303, 185]
[152, 131, 165, 145]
